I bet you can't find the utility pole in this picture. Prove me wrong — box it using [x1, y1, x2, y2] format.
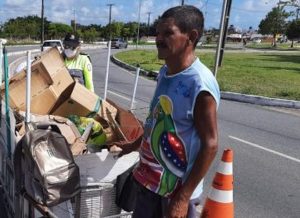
[136, 0, 142, 49]
[218, 0, 232, 67]
[104, 3, 114, 100]
[107, 4, 114, 40]
[73, 9, 76, 33]
[214, 0, 229, 77]
[41, 0, 44, 44]
[147, 12, 151, 38]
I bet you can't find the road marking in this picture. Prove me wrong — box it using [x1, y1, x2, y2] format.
[107, 90, 132, 101]
[229, 135, 300, 163]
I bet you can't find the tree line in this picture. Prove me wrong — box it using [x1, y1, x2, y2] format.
[0, 15, 158, 43]
[258, 1, 300, 47]
[0, 1, 299, 46]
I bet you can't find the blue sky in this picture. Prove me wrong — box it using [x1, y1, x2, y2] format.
[0, 0, 285, 30]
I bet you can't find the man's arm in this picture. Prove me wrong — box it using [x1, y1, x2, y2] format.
[167, 91, 219, 217]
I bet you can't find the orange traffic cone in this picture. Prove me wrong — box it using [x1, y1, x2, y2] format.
[201, 149, 234, 218]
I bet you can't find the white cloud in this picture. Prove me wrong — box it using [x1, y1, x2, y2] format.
[243, 0, 277, 11]
[0, 0, 286, 29]
[80, 7, 90, 16]
[141, 0, 154, 14]
[243, 0, 255, 10]
[5, 0, 26, 7]
[233, 14, 240, 23]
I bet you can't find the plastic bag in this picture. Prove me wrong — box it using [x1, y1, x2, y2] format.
[68, 115, 107, 146]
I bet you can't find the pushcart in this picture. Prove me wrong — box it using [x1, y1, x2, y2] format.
[1, 45, 142, 218]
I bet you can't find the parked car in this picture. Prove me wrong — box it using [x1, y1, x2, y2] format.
[41, 39, 64, 52]
[108, 38, 128, 49]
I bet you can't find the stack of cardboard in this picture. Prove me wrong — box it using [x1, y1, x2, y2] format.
[1, 47, 74, 114]
[3, 47, 143, 154]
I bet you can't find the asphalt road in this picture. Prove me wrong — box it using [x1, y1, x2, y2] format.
[4, 46, 300, 218]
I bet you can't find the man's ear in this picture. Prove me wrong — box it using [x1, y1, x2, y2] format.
[189, 29, 199, 45]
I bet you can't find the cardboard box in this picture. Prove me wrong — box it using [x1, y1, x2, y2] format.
[50, 83, 144, 145]
[1, 47, 74, 115]
[51, 82, 118, 121]
[50, 82, 122, 143]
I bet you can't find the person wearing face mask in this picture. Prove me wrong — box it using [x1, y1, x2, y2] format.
[63, 33, 94, 92]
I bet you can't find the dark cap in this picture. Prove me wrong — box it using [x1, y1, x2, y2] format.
[63, 33, 80, 48]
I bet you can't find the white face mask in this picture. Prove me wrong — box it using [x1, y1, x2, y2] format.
[64, 48, 78, 58]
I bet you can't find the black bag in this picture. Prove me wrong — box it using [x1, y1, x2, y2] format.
[14, 124, 81, 207]
[115, 163, 139, 212]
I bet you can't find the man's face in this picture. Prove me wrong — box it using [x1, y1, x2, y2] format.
[155, 18, 189, 60]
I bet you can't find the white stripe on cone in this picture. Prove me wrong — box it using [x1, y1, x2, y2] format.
[217, 161, 233, 175]
[208, 187, 233, 203]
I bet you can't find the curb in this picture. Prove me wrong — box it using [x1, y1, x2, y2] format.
[111, 54, 158, 78]
[221, 92, 300, 109]
[111, 55, 300, 109]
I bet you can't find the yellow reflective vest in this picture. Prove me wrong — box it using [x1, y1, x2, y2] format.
[64, 54, 94, 92]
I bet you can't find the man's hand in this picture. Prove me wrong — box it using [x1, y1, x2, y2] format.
[167, 191, 190, 218]
[108, 141, 134, 157]
[109, 135, 143, 157]
[109, 145, 123, 156]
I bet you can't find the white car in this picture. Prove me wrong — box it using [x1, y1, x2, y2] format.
[0, 38, 7, 44]
[41, 39, 64, 52]
[108, 38, 128, 49]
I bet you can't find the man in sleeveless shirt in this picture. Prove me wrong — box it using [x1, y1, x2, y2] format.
[114, 5, 220, 218]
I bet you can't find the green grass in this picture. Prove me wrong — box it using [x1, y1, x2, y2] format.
[115, 50, 300, 101]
